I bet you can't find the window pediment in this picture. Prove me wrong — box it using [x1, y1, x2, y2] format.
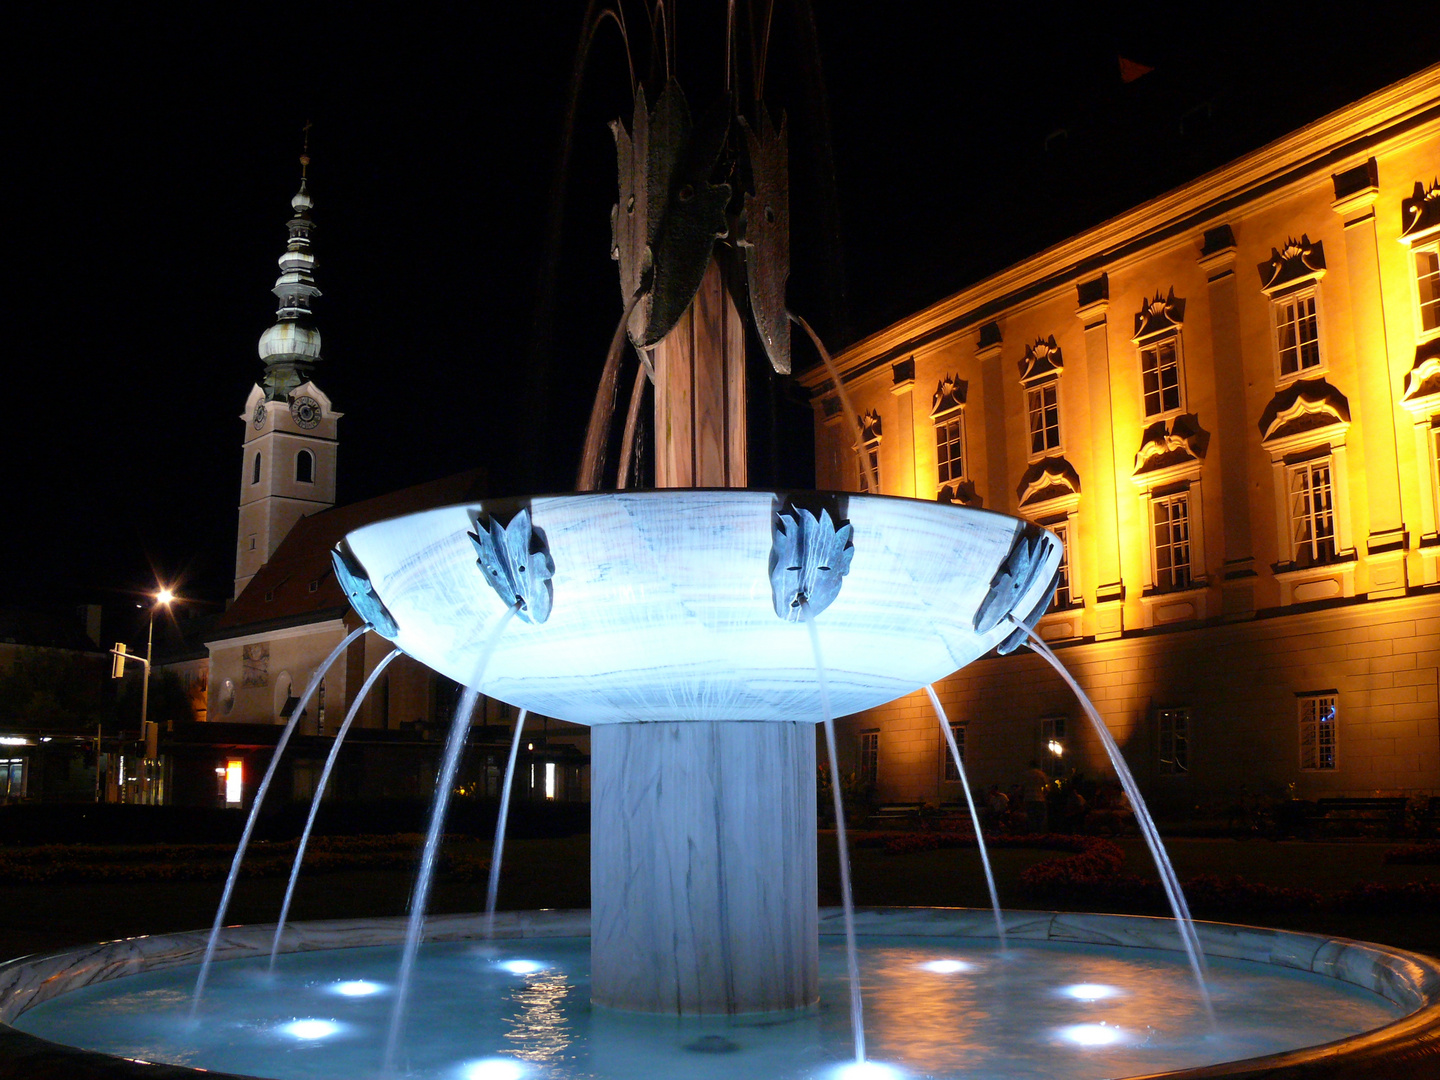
[1402, 337, 1440, 412]
[856, 409, 882, 443]
[1017, 456, 1081, 507]
[1258, 378, 1350, 448]
[1401, 179, 1440, 245]
[1133, 414, 1209, 481]
[1258, 235, 1326, 295]
[931, 375, 968, 416]
[938, 480, 983, 508]
[1018, 336, 1063, 383]
[1132, 289, 1186, 342]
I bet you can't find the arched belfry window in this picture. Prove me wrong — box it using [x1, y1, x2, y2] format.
[252, 451, 261, 485]
[296, 449, 314, 484]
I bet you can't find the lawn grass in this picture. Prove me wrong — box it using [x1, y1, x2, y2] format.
[3, 831, 1438, 965]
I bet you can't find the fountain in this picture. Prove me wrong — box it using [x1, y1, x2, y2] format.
[4, 7, 1440, 1079]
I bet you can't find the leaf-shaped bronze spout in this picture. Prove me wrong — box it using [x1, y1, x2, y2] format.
[770, 504, 854, 621]
[331, 544, 400, 639]
[469, 509, 555, 625]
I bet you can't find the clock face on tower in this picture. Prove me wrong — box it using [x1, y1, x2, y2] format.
[290, 395, 321, 430]
[252, 402, 266, 429]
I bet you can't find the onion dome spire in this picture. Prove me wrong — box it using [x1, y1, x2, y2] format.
[258, 132, 322, 400]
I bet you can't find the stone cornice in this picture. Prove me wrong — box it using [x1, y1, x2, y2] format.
[799, 64, 1440, 389]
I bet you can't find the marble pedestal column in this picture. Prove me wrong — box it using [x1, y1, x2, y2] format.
[589, 720, 818, 1014]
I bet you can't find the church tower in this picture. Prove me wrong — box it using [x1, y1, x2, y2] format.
[235, 148, 341, 598]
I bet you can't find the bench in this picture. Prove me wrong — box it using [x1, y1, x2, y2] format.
[1308, 797, 1409, 837]
[868, 803, 923, 827]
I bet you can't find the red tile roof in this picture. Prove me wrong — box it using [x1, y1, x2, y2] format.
[210, 469, 488, 640]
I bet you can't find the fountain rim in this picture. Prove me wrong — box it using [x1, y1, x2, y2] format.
[3, 907, 1438, 1080]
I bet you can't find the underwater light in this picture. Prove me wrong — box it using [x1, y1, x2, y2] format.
[1059, 983, 1121, 1001]
[332, 980, 383, 997]
[1060, 1023, 1123, 1046]
[498, 959, 546, 975]
[461, 1058, 528, 1080]
[829, 1061, 905, 1080]
[920, 959, 974, 973]
[279, 1018, 341, 1040]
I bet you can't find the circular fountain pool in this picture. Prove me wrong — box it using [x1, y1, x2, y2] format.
[4, 909, 1439, 1080]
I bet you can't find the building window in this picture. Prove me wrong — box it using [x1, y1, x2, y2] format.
[1273, 288, 1322, 379]
[858, 730, 879, 787]
[0, 758, 25, 802]
[857, 441, 881, 493]
[1027, 382, 1061, 456]
[936, 414, 965, 489]
[224, 758, 244, 807]
[1287, 458, 1336, 565]
[1151, 491, 1192, 590]
[1040, 716, 1067, 779]
[1047, 520, 1072, 609]
[1140, 337, 1183, 418]
[252, 451, 261, 485]
[942, 722, 966, 781]
[1415, 245, 1440, 336]
[1298, 693, 1337, 771]
[1158, 708, 1189, 775]
[296, 449, 314, 484]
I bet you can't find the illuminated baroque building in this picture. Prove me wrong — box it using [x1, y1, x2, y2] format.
[804, 65, 1440, 811]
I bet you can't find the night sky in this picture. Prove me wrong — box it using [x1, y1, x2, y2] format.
[5, 3, 1435, 624]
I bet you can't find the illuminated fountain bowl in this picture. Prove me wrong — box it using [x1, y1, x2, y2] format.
[4, 909, 1440, 1079]
[340, 490, 1061, 724]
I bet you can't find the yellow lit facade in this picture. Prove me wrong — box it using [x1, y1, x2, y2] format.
[804, 66, 1440, 810]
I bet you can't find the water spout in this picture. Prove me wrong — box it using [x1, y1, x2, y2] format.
[268, 646, 403, 970]
[1012, 619, 1213, 1019]
[790, 310, 877, 494]
[484, 708, 530, 939]
[803, 603, 866, 1065]
[191, 622, 368, 1015]
[384, 607, 518, 1074]
[923, 685, 1006, 949]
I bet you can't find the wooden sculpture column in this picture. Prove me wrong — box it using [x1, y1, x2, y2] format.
[589, 258, 821, 1014]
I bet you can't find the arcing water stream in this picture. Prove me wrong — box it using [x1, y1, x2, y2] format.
[191, 622, 370, 1015]
[269, 646, 404, 970]
[1014, 619, 1213, 1019]
[383, 607, 518, 1073]
[925, 684, 1007, 949]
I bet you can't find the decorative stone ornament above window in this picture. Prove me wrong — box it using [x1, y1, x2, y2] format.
[856, 409, 882, 444]
[1018, 336, 1064, 382]
[1258, 378, 1351, 449]
[1016, 457, 1081, 508]
[1400, 179, 1440, 244]
[1258, 235, 1326, 294]
[931, 375, 967, 416]
[1133, 415, 1209, 480]
[1132, 289, 1186, 342]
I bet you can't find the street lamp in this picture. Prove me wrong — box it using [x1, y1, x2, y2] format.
[108, 587, 176, 804]
[140, 588, 175, 743]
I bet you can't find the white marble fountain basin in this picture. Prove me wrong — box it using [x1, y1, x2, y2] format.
[343, 490, 1056, 725]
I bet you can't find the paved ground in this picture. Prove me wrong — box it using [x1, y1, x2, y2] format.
[2, 833, 1437, 963]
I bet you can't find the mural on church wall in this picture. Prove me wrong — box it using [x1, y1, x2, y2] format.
[240, 642, 269, 688]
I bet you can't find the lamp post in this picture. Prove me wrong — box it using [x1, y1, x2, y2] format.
[139, 588, 174, 745]
[110, 587, 174, 804]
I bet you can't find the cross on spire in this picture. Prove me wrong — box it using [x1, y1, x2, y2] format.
[300, 119, 312, 177]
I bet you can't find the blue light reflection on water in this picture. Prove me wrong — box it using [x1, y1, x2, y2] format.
[15, 938, 1403, 1080]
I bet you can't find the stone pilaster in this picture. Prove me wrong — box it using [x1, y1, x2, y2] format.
[1199, 226, 1257, 619]
[1333, 159, 1407, 595]
[1076, 275, 1124, 639]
